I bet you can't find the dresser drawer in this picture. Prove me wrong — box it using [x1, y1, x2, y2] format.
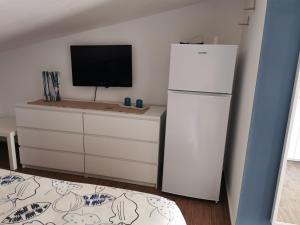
[16, 107, 83, 133]
[20, 147, 84, 173]
[85, 155, 157, 184]
[84, 114, 160, 142]
[85, 135, 158, 163]
[18, 128, 84, 153]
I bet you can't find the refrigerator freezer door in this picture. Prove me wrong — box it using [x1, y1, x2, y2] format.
[168, 44, 238, 94]
[162, 90, 231, 201]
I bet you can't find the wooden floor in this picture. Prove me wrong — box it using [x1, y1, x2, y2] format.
[277, 161, 300, 225]
[0, 141, 231, 225]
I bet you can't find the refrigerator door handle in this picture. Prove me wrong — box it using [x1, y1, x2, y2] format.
[168, 89, 231, 97]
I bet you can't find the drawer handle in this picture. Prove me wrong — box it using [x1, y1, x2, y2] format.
[198, 51, 207, 55]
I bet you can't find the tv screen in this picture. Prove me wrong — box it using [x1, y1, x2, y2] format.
[71, 45, 132, 87]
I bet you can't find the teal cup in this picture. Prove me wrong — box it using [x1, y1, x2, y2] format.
[124, 97, 131, 106]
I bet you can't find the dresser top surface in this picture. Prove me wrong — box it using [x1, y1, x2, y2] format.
[16, 100, 166, 120]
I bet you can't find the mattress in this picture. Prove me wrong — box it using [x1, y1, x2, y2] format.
[0, 169, 186, 225]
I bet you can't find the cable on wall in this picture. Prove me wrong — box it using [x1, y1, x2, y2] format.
[94, 86, 98, 102]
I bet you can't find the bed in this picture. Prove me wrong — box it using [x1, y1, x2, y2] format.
[0, 169, 186, 225]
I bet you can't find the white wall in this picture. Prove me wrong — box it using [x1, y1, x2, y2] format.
[225, 1, 268, 224]
[0, 0, 242, 116]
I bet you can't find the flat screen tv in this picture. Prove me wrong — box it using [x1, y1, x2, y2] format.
[71, 45, 132, 87]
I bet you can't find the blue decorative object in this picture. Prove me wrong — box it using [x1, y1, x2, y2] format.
[136, 99, 143, 108]
[42, 71, 51, 101]
[42, 71, 61, 102]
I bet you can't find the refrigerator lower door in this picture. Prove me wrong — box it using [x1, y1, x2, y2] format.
[162, 90, 231, 201]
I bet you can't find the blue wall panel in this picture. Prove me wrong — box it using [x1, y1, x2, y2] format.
[236, 0, 300, 225]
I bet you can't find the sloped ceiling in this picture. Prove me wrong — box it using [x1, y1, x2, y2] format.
[0, 0, 204, 51]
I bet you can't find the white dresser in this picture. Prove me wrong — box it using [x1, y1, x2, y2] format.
[16, 102, 166, 186]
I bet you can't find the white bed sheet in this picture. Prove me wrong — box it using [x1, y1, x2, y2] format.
[0, 169, 186, 225]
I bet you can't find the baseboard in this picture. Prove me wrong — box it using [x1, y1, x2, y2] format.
[287, 158, 300, 162]
[273, 222, 297, 225]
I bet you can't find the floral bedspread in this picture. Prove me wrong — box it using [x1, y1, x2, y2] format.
[0, 169, 186, 225]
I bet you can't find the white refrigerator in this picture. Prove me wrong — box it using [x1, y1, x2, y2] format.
[162, 44, 238, 202]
